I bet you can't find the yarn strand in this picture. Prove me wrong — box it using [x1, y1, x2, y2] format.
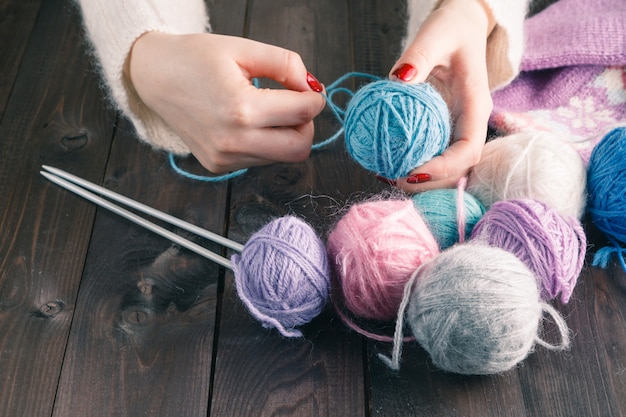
[591, 238, 626, 271]
[168, 72, 383, 181]
[534, 302, 571, 351]
[456, 176, 468, 243]
[377, 266, 422, 371]
[168, 153, 248, 182]
[167, 71, 451, 182]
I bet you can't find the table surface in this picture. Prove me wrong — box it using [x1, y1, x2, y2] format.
[1, 1, 626, 416]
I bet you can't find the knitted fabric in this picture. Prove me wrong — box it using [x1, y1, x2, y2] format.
[490, 0, 626, 163]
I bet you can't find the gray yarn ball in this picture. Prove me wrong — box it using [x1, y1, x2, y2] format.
[408, 244, 543, 375]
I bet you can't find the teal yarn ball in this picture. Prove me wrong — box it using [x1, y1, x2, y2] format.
[412, 189, 486, 250]
[344, 80, 451, 179]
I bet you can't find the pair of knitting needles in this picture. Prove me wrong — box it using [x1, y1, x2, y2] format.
[40, 165, 244, 270]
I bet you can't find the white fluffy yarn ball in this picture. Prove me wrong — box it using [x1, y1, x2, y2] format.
[467, 132, 586, 219]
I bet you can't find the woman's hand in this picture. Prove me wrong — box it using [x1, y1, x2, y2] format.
[389, 0, 495, 192]
[127, 32, 326, 174]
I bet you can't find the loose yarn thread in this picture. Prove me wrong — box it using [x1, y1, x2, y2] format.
[379, 244, 571, 375]
[169, 72, 451, 182]
[587, 127, 626, 270]
[470, 199, 586, 303]
[467, 131, 587, 220]
[231, 216, 331, 338]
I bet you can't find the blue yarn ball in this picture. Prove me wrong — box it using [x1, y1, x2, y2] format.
[587, 127, 626, 244]
[344, 80, 451, 179]
[412, 189, 486, 250]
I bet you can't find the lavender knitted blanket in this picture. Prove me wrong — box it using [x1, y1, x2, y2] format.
[490, 0, 626, 162]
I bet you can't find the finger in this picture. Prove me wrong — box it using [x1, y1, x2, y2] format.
[210, 122, 317, 173]
[395, 137, 483, 193]
[247, 122, 316, 163]
[244, 86, 326, 128]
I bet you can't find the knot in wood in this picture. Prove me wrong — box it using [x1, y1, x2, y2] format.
[121, 307, 152, 326]
[37, 301, 64, 317]
[61, 131, 89, 150]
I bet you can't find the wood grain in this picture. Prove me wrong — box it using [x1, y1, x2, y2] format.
[0, 0, 41, 119]
[51, 126, 230, 416]
[1, 0, 626, 416]
[0, 0, 114, 415]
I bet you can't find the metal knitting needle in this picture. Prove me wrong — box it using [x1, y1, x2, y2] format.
[41, 169, 235, 270]
[41, 165, 244, 252]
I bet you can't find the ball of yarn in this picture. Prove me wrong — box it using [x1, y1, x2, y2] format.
[467, 131, 587, 219]
[407, 243, 567, 375]
[471, 199, 586, 303]
[412, 188, 486, 250]
[587, 127, 626, 244]
[231, 216, 331, 338]
[327, 198, 440, 321]
[344, 80, 450, 179]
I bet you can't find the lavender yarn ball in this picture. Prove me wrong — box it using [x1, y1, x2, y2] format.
[470, 199, 586, 303]
[412, 188, 486, 250]
[407, 244, 569, 375]
[344, 80, 450, 179]
[231, 216, 331, 338]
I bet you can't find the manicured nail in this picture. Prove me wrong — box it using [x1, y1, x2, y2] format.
[306, 72, 323, 92]
[406, 173, 431, 184]
[376, 175, 397, 186]
[391, 63, 417, 82]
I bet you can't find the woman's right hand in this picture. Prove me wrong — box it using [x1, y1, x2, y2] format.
[127, 32, 326, 174]
[388, 0, 496, 192]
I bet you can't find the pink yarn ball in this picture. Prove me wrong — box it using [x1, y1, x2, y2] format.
[327, 199, 440, 321]
[470, 199, 586, 303]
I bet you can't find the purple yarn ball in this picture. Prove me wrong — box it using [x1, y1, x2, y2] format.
[470, 199, 586, 303]
[231, 216, 331, 337]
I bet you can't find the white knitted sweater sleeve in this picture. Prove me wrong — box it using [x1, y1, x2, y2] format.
[404, 0, 530, 91]
[77, 0, 210, 154]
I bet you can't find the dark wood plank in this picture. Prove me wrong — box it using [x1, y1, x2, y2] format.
[205, 0, 248, 36]
[0, 0, 115, 415]
[48, 6, 230, 415]
[0, 0, 41, 119]
[52, 126, 230, 416]
[209, 1, 387, 416]
[517, 261, 626, 417]
[5, 0, 625, 416]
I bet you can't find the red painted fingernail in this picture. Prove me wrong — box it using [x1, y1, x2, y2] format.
[406, 173, 431, 184]
[306, 72, 323, 92]
[376, 175, 397, 186]
[391, 63, 417, 82]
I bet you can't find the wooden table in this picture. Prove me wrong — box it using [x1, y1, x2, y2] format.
[1, 0, 625, 416]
